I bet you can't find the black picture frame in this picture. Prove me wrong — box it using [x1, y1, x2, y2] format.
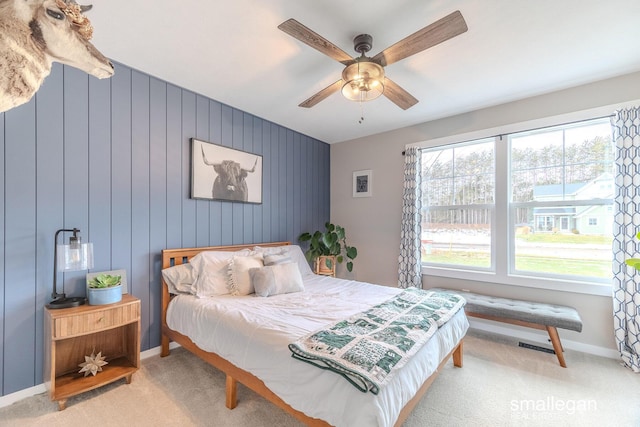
[191, 138, 263, 204]
[353, 169, 372, 198]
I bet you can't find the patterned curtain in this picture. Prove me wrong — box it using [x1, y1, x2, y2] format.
[398, 146, 423, 289]
[611, 106, 640, 372]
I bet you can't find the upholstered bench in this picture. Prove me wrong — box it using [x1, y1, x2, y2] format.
[430, 288, 583, 367]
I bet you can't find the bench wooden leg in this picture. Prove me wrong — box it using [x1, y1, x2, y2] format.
[546, 326, 566, 368]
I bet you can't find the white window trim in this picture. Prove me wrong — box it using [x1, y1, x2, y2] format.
[422, 265, 611, 296]
[406, 101, 638, 152]
[410, 102, 637, 297]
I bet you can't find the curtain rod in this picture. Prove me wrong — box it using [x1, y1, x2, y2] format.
[401, 113, 616, 155]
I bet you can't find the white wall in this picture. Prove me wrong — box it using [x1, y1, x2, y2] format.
[331, 70, 640, 355]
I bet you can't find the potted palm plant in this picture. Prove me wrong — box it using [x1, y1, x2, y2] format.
[299, 222, 357, 275]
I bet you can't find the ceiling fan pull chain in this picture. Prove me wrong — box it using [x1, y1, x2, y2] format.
[358, 101, 365, 124]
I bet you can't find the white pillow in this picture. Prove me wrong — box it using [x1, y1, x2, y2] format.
[253, 245, 313, 276]
[250, 263, 305, 297]
[228, 253, 264, 295]
[190, 250, 249, 297]
[162, 263, 196, 294]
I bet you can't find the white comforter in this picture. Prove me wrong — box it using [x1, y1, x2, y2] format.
[167, 274, 468, 427]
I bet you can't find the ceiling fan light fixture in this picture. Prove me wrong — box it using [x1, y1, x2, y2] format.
[341, 61, 385, 102]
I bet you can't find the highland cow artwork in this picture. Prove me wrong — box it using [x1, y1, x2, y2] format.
[191, 138, 263, 204]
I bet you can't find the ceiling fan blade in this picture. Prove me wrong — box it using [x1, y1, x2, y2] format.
[299, 80, 343, 108]
[383, 78, 418, 110]
[278, 19, 354, 66]
[372, 10, 468, 67]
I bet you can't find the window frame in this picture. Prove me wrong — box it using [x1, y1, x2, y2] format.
[420, 138, 496, 272]
[411, 105, 621, 296]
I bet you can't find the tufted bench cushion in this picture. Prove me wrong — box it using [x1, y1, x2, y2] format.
[437, 289, 582, 332]
[430, 288, 583, 367]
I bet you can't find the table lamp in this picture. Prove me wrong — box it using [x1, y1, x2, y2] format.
[46, 228, 94, 309]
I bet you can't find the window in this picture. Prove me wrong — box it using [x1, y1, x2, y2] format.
[420, 117, 614, 292]
[421, 139, 495, 270]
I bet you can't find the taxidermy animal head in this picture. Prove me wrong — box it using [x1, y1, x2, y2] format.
[0, 0, 114, 113]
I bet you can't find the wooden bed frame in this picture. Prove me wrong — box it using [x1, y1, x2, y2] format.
[160, 242, 464, 427]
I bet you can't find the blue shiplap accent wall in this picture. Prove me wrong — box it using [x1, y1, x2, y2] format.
[0, 62, 330, 396]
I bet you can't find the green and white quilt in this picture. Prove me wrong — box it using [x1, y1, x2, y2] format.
[288, 288, 466, 394]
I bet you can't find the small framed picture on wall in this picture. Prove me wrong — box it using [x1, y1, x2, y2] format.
[353, 169, 372, 198]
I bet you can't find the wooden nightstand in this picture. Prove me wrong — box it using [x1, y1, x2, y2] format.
[44, 294, 140, 410]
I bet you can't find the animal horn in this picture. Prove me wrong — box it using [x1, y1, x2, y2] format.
[62, 0, 92, 12]
[244, 157, 259, 173]
[201, 145, 221, 166]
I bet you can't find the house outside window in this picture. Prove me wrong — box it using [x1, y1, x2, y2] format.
[420, 117, 614, 292]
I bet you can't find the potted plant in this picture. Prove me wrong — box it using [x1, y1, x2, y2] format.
[299, 222, 357, 274]
[87, 273, 122, 305]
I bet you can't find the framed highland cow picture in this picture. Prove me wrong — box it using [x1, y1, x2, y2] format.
[191, 138, 263, 204]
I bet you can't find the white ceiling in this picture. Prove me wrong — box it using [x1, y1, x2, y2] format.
[88, 0, 640, 144]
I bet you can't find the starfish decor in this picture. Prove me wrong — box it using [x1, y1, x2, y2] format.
[78, 350, 108, 377]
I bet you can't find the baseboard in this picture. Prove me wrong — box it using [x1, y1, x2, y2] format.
[0, 341, 182, 409]
[468, 318, 620, 359]
[139, 340, 182, 358]
[0, 384, 47, 409]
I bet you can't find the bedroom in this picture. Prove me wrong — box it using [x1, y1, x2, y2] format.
[0, 0, 639, 425]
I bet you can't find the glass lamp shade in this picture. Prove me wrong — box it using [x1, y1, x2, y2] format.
[341, 61, 385, 102]
[57, 242, 94, 271]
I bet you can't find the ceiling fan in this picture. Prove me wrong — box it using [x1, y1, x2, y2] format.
[278, 10, 468, 110]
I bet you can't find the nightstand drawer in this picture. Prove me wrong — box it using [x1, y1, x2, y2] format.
[52, 302, 140, 339]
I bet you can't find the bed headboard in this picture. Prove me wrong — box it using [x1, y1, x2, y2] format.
[161, 241, 291, 270]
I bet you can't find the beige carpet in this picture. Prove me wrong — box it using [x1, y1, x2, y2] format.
[1, 330, 639, 427]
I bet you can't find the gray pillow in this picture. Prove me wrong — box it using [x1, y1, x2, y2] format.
[250, 263, 304, 297]
[252, 245, 314, 276]
[264, 253, 292, 266]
